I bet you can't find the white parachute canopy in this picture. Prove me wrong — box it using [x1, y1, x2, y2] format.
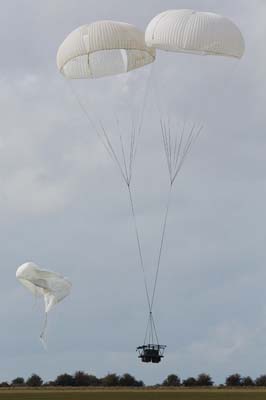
[16, 262, 71, 344]
[145, 9, 245, 59]
[57, 20, 156, 79]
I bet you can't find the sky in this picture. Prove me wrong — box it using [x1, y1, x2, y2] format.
[0, 0, 265, 386]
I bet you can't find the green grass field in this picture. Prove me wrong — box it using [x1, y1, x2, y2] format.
[1, 390, 266, 400]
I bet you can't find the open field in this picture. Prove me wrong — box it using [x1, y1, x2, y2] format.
[1, 389, 266, 400]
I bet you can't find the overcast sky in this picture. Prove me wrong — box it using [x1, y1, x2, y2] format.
[0, 0, 265, 386]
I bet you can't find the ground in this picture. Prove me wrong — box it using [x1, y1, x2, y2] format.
[1, 389, 266, 400]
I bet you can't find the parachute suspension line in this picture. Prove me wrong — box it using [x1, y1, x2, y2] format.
[114, 117, 138, 185]
[151, 313, 160, 345]
[65, 80, 121, 169]
[127, 184, 152, 313]
[137, 62, 155, 138]
[66, 80, 100, 136]
[161, 118, 203, 186]
[102, 123, 151, 312]
[143, 313, 151, 344]
[66, 80, 139, 186]
[117, 128, 151, 312]
[40, 312, 48, 350]
[149, 313, 154, 345]
[66, 80, 152, 314]
[150, 184, 172, 311]
[150, 118, 203, 312]
[99, 122, 153, 316]
[66, 75, 157, 337]
[96, 117, 153, 315]
[98, 122, 129, 184]
[126, 63, 154, 186]
[147, 59, 163, 119]
[144, 312, 159, 346]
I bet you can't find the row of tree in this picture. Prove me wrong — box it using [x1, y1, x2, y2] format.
[0, 372, 143, 388]
[163, 373, 266, 387]
[2, 372, 266, 387]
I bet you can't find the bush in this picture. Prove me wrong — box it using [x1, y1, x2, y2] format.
[242, 376, 254, 386]
[73, 371, 99, 386]
[162, 374, 181, 387]
[225, 374, 242, 387]
[119, 373, 143, 387]
[54, 373, 74, 386]
[73, 371, 90, 386]
[255, 375, 266, 387]
[182, 377, 197, 387]
[11, 377, 25, 386]
[26, 374, 43, 387]
[0, 382, 9, 387]
[101, 373, 120, 387]
[197, 373, 213, 387]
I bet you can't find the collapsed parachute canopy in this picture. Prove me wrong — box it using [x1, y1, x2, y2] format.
[57, 20, 156, 79]
[145, 9, 245, 59]
[16, 262, 71, 313]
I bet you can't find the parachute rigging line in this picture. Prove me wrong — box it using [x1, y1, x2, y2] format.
[98, 120, 152, 313]
[127, 184, 151, 313]
[40, 311, 48, 350]
[137, 62, 155, 140]
[66, 77, 202, 342]
[150, 119, 203, 312]
[144, 312, 159, 345]
[66, 75, 203, 348]
[65, 77, 153, 314]
[66, 81, 121, 169]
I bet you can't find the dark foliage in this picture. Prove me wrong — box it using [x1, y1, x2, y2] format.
[4, 370, 266, 388]
[182, 377, 197, 387]
[54, 373, 74, 387]
[119, 373, 144, 387]
[11, 377, 25, 386]
[197, 373, 213, 387]
[26, 374, 43, 387]
[225, 374, 242, 387]
[255, 375, 266, 387]
[162, 374, 181, 387]
[73, 371, 99, 386]
[0, 382, 9, 387]
[242, 376, 254, 386]
[101, 373, 120, 387]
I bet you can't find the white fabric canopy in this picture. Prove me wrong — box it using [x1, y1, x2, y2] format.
[16, 262, 71, 313]
[57, 20, 156, 79]
[145, 9, 245, 59]
[16, 262, 71, 344]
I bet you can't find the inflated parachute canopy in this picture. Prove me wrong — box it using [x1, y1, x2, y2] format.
[57, 20, 156, 79]
[145, 9, 245, 59]
[16, 262, 71, 314]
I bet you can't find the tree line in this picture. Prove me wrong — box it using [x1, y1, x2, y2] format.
[162, 373, 266, 387]
[1, 372, 266, 388]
